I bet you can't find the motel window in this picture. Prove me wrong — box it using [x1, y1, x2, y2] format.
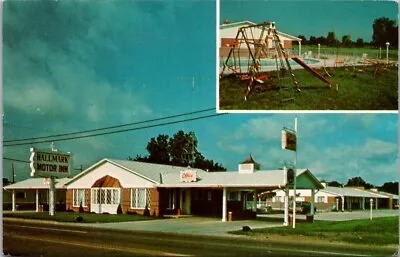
[16, 192, 26, 199]
[207, 190, 212, 201]
[73, 189, 87, 207]
[131, 188, 151, 209]
[91, 188, 120, 205]
[228, 191, 241, 201]
[317, 196, 325, 203]
[193, 189, 199, 201]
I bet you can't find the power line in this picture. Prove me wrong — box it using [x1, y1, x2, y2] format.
[4, 113, 227, 147]
[4, 108, 216, 143]
[3, 157, 30, 163]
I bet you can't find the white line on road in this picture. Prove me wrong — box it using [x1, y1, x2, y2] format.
[5, 233, 193, 257]
[5, 224, 88, 234]
[295, 248, 377, 257]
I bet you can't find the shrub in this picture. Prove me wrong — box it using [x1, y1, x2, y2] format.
[242, 226, 252, 232]
[78, 204, 84, 213]
[117, 204, 123, 214]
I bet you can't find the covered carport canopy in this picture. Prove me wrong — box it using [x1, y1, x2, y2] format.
[156, 168, 324, 221]
[321, 186, 389, 211]
[3, 177, 71, 212]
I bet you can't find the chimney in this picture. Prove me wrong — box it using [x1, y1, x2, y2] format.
[238, 154, 260, 174]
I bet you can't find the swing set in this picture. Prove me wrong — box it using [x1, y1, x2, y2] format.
[220, 21, 338, 101]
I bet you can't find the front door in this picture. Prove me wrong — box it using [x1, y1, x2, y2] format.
[180, 189, 191, 215]
[91, 188, 120, 214]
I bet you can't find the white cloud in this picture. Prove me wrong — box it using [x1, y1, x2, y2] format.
[217, 141, 247, 154]
[359, 139, 397, 157]
[4, 81, 75, 117]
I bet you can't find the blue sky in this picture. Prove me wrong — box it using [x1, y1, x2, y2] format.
[2, 0, 398, 186]
[220, 0, 398, 42]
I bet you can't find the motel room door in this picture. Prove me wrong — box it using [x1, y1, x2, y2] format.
[180, 189, 191, 215]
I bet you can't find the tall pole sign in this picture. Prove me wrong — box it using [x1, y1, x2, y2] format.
[281, 117, 298, 228]
[30, 147, 72, 216]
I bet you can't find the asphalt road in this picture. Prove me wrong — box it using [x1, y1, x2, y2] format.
[3, 219, 395, 257]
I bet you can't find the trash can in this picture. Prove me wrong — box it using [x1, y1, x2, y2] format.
[306, 215, 314, 223]
[228, 211, 233, 222]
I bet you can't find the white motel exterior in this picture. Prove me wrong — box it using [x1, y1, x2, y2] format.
[219, 20, 303, 57]
[4, 155, 397, 221]
[5, 155, 325, 221]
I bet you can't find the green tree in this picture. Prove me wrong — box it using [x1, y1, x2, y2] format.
[341, 34, 352, 47]
[326, 31, 338, 47]
[194, 153, 226, 172]
[129, 154, 148, 162]
[316, 36, 326, 45]
[169, 130, 198, 166]
[327, 181, 343, 187]
[378, 182, 398, 195]
[308, 36, 318, 45]
[372, 17, 398, 48]
[3, 177, 10, 186]
[345, 176, 374, 189]
[147, 134, 170, 164]
[130, 130, 226, 171]
[355, 38, 364, 47]
[297, 35, 307, 45]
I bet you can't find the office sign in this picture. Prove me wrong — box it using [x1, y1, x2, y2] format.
[30, 148, 73, 178]
[282, 129, 297, 151]
[180, 170, 197, 183]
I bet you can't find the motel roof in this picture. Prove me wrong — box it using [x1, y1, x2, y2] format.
[4, 177, 71, 190]
[158, 168, 323, 189]
[321, 186, 389, 199]
[107, 159, 323, 189]
[366, 190, 399, 200]
[6, 159, 323, 191]
[220, 20, 302, 41]
[64, 158, 207, 186]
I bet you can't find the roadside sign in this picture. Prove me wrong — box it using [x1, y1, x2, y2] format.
[30, 148, 73, 178]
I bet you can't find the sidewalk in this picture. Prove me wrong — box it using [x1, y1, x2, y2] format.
[76, 216, 283, 237]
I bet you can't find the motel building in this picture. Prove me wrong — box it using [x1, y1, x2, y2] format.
[4, 155, 325, 221]
[219, 20, 303, 58]
[272, 183, 399, 212]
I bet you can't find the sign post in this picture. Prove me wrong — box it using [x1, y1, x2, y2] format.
[30, 147, 72, 216]
[370, 198, 373, 220]
[282, 117, 298, 228]
[293, 117, 298, 229]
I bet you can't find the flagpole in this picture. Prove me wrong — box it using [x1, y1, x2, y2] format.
[293, 116, 298, 229]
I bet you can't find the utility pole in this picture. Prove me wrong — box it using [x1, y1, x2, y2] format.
[178, 76, 200, 167]
[12, 163, 16, 183]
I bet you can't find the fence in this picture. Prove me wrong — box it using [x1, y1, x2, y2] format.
[293, 46, 398, 63]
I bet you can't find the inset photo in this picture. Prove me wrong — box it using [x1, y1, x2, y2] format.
[218, 0, 398, 112]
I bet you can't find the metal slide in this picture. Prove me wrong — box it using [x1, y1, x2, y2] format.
[291, 57, 338, 89]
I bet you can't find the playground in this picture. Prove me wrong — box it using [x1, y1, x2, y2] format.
[218, 22, 398, 111]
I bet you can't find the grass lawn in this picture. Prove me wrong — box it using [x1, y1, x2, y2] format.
[231, 216, 399, 246]
[219, 65, 398, 110]
[3, 211, 158, 223]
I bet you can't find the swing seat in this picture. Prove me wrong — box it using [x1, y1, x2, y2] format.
[334, 58, 345, 67]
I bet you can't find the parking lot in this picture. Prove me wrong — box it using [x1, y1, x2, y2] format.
[77, 209, 399, 237]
